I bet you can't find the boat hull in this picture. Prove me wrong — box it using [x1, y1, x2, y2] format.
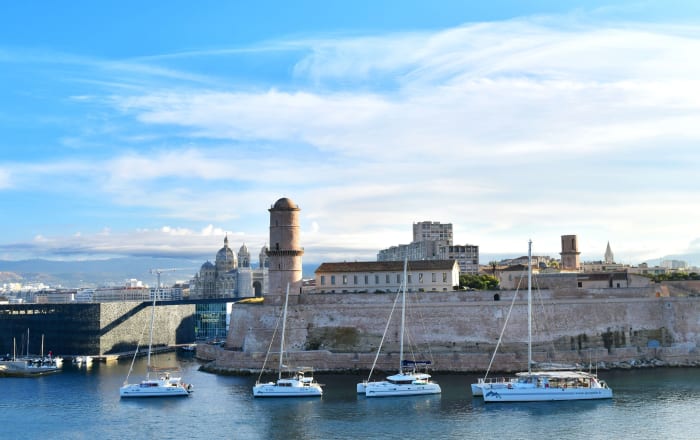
[119, 377, 193, 398]
[363, 381, 442, 398]
[252, 382, 323, 398]
[0, 360, 61, 377]
[483, 386, 613, 402]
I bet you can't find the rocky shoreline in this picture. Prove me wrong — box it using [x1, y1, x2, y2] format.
[196, 353, 700, 376]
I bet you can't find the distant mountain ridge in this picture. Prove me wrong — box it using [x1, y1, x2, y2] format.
[2, 252, 697, 289]
[0, 258, 323, 288]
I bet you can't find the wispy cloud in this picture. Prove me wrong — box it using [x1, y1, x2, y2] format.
[2, 14, 700, 265]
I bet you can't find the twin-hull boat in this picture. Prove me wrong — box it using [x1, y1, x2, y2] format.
[120, 269, 193, 398]
[253, 284, 323, 398]
[358, 259, 441, 398]
[120, 372, 193, 397]
[358, 370, 441, 397]
[471, 241, 613, 403]
[481, 370, 612, 402]
[253, 368, 323, 397]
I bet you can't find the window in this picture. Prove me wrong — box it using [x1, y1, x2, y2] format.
[375, 275, 379, 284]
[364, 275, 369, 284]
[419, 273, 423, 283]
[331, 275, 336, 285]
[342, 275, 348, 285]
[432, 273, 436, 282]
[320, 276, 325, 285]
[386, 274, 390, 283]
[408, 274, 412, 284]
[396, 274, 401, 283]
[443, 272, 447, 283]
[353, 275, 358, 285]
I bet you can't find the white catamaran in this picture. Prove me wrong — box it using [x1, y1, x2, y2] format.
[474, 240, 613, 402]
[119, 270, 193, 398]
[357, 259, 441, 398]
[252, 283, 323, 397]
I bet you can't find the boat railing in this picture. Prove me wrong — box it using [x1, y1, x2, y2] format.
[477, 377, 514, 385]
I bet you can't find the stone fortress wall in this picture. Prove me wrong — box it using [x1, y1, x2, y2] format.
[201, 285, 700, 373]
[200, 198, 699, 373]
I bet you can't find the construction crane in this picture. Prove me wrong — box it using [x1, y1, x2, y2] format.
[150, 268, 188, 300]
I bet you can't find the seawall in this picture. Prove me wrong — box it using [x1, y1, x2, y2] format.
[201, 287, 700, 373]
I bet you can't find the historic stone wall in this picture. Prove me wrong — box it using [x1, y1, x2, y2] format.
[213, 288, 700, 373]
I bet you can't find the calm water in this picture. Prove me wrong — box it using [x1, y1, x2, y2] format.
[1, 354, 699, 440]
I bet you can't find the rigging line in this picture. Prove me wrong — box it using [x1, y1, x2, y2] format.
[124, 313, 151, 384]
[366, 287, 402, 382]
[406, 285, 437, 366]
[256, 304, 283, 384]
[531, 271, 562, 366]
[483, 269, 525, 380]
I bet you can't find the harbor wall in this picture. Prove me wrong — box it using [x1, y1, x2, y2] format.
[204, 288, 700, 373]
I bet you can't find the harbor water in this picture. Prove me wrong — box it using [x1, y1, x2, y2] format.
[1, 353, 699, 440]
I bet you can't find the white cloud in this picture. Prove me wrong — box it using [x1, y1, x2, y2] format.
[3, 15, 700, 266]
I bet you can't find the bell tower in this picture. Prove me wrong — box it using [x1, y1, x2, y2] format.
[267, 197, 304, 303]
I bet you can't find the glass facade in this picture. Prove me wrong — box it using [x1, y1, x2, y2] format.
[195, 302, 228, 340]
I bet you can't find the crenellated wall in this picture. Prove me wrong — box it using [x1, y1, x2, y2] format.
[213, 288, 700, 373]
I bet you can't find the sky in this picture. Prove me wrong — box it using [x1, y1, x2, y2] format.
[1, 0, 700, 267]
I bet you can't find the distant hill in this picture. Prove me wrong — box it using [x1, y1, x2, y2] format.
[0, 258, 324, 288]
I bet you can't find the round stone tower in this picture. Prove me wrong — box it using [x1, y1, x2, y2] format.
[267, 197, 304, 303]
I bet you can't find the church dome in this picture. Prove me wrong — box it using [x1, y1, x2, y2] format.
[201, 261, 214, 270]
[273, 197, 298, 210]
[239, 243, 249, 254]
[216, 235, 234, 263]
[217, 246, 234, 262]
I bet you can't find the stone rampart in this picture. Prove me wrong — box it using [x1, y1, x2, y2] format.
[213, 289, 700, 373]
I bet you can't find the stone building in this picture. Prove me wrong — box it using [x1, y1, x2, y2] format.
[314, 260, 460, 293]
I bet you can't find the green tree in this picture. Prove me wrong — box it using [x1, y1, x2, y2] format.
[459, 274, 499, 290]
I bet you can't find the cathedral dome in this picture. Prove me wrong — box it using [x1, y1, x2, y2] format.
[239, 243, 249, 254]
[216, 235, 235, 263]
[272, 197, 298, 210]
[217, 246, 234, 262]
[201, 261, 214, 270]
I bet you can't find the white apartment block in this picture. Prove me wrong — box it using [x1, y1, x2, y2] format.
[378, 221, 479, 274]
[438, 244, 479, 274]
[413, 221, 453, 244]
[314, 260, 460, 294]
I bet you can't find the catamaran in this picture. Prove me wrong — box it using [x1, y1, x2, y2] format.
[474, 240, 612, 402]
[120, 270, 193, 398]
[357, 259, 441, 398]
[253, 283, 323, 397]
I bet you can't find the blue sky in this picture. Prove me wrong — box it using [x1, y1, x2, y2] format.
[2, 1, 700, 266]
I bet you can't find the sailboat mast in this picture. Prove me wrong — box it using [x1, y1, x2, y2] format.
[146, 270, 159, 380]
[278, 283, 290, 381]
[527, 239, 533, 375]
[399, 258, 407, 373]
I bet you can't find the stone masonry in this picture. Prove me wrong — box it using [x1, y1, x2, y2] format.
[203, 287, 700, 373]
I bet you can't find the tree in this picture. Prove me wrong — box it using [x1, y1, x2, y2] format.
[459, 274, 499, 290]
[489, 260, 498, 277]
